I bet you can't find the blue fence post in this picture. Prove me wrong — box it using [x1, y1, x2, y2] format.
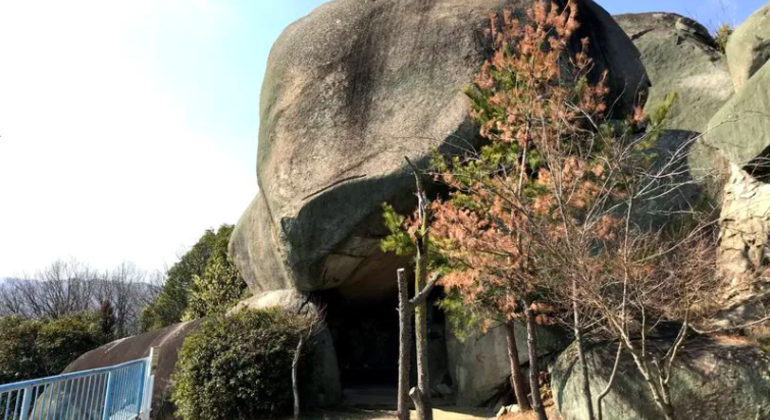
[18, 386, 32, 420]
[101, 372, 114, 420]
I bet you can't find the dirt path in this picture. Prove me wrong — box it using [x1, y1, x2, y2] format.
[300, 407, 496, 420]
[301, 405, 561, 420]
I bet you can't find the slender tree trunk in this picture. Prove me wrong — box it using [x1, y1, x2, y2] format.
[292, 336, 305, 420]
[408, 156, 433, 420]
[410, 387, 426, 420]
[504, 321, 531, 411]
[525, 302, 548, 420]
[573, 279, 595, 420]
[414, 253, 432, 420]
[596, 343, 623, 420]
[627, 351, 676, 420]
[397, 269, 414, 420]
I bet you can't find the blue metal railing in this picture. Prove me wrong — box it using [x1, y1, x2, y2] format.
[0, 349, 155, 420]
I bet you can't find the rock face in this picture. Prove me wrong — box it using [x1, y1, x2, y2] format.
[231, 0, 649, 300]
[615, 13, 734, 133]
[64, 320, 204, 420]
[726, 3, 770, 90]
[701, 59, 770, 173]
[552, 337, 770, 420]
[446, 323, 568, 406]
[719, 164, 770, 291]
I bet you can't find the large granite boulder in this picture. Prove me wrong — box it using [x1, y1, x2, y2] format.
[447, 322, 568, 406]
[552, 337, 770, 420]
[699, 59, 770, 173]
[726, 3, 770, 90]
[615, 13, 734, 133]
[231, 0, 649, 300]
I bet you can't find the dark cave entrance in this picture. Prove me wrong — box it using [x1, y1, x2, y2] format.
[320, 282, 452, 408]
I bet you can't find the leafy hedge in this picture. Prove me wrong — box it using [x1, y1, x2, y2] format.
[171, 309, 308, 420]
[0, 314, 107, 384]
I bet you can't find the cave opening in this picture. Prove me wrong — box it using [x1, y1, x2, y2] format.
[320, 280, 452, 408]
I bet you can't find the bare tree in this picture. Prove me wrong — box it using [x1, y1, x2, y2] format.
[0, 259, 162, 337]
[0, 259, 98, 319]
[292, 297, 327, 420]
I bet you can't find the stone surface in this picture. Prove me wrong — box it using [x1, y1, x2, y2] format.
[615, 13, 733, 133]
[726, 3, 770, 90]
[446, 322, 568, 406]
[702, 59, 770, 171]
[552, 336, 770, 420]
[231, 0, 649, 300]
[633, 129, 709, 226]
[718, 164, 770, 291]
[496, 404, 520, 417]
[64, 320, 204, 420]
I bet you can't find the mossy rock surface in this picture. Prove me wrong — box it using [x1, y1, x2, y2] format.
[615, 12, 733, 134]
[551, 336, 770, 420]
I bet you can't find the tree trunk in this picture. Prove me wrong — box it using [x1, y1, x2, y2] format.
[407, 157, 433, 420]
[414, 256, 433, 420]
[410, 387, 426, 420]
[573, 280, 595, 420]
[525, 302, 548, 420]
[504, 321, 530, 411]
[627, 351, 676, 420]
[292, 336, 305, 420]
[397, 269, 414, 420]
[596, 343, 623, 420]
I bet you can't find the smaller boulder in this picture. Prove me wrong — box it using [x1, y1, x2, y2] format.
[726, 3, 770, 90]
[552, 336, 770, 420]
[614, 13, 733, 133]
[496, 404, 521, 418]
[703, 59, 770, 172]
[64, 320, 204, 420]
[446, 322, 568, 406]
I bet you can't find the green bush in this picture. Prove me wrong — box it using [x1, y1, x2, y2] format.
[0, 316, 44, 383]
[184, 252, 248, 320]
[36, 313, 106, 375]
[0, 313, 107, 384]
[171, 309, 308, 420]
[142, 224, 247, 331]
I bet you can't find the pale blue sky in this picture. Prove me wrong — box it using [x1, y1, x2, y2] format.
[0, 0, 764, 278]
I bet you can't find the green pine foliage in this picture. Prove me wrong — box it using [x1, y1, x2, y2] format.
[171, 309, 308, 420]
[141, 224, 248, 331]
[184, 252, 248, 320]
